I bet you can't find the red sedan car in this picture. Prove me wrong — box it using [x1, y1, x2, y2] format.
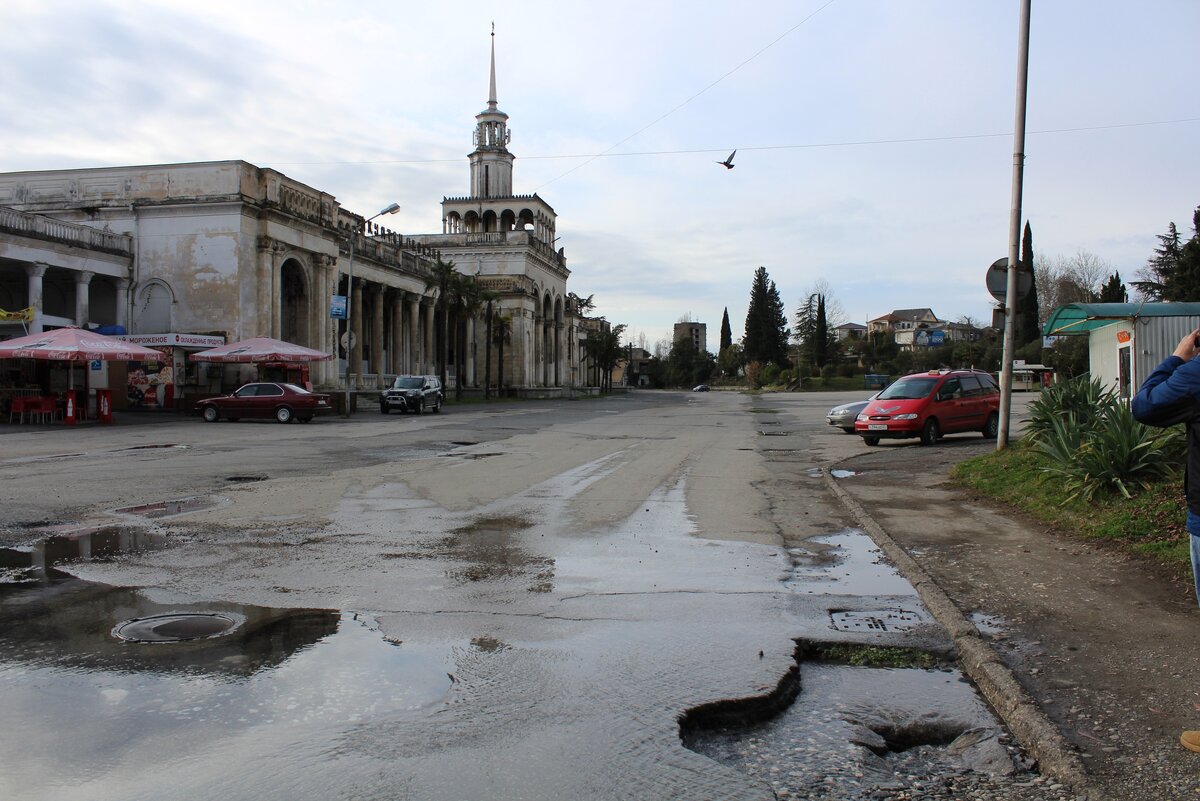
[195, 382, 333, 424]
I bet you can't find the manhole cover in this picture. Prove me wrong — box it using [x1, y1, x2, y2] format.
[113, 613, 240, 643]
[829, 609, 922, 633]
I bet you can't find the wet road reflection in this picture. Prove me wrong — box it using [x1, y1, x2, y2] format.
[0, 578, 454, 801]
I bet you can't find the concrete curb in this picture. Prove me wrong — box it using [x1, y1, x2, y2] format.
[822, 469, 1111, 801]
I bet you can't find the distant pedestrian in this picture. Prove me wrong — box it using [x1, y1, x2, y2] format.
[1131, 325, 1200, 754]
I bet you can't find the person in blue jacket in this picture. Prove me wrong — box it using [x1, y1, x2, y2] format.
[1131, 326, 1200, 754]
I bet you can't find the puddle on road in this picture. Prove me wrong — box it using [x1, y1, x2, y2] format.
[0, 575, 456, 800]
[969, 611, 1010, 638]
[0, 526, 168, 584]
[686, 662, 1009, 800]
[383, 515, 555, 593]
[786, 530, 916, 596]
[112, 497, 222, 519]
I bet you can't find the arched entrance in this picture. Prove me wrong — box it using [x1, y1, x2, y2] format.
[280, 259, 308, 345]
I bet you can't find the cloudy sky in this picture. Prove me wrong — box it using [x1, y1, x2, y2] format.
[3, 1, 1197, 350]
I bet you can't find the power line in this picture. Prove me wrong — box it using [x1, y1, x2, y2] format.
[263, 116, 1200, 167]
[531, 0, 842, 192]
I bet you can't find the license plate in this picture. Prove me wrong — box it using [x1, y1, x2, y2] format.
[868, 424, 887, 431]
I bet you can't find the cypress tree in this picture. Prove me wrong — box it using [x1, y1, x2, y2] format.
[1017, 221, 1042, 347]
[743, 267, 790, 366]
[720, 307, 732, 352]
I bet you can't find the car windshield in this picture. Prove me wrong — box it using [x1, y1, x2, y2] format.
[877, 377, 938, 400]
[282, 383, 311, 394]
[393, 377, 423, 389]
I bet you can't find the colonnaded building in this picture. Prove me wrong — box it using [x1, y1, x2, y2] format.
[0, 34, 604, 406]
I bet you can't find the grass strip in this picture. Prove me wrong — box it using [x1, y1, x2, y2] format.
[951, 442, 1189, 575]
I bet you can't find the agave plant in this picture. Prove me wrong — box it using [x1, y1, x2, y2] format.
[1025, 374, 1116, 447]
[1038, 403, 1184, 501]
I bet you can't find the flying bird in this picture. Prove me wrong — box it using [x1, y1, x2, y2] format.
[716, 150, 736, 169]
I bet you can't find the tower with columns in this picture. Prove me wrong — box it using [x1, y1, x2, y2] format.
[412, 29, 582, 391]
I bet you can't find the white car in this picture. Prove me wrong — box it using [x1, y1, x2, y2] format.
[826, 393, 879, 434]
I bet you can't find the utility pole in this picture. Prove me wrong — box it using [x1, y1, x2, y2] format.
[997, 0, 1032, 450]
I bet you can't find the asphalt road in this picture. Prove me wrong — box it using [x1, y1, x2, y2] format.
[0, 389, 1041, 801]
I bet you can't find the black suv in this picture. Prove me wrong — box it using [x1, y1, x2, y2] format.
[380, 375, 443, 414]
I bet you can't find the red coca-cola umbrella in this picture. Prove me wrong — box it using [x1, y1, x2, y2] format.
[0, 327, 167, 362]
[187, 336, 332, 363]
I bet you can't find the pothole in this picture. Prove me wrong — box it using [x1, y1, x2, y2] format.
[113, 612, 241, 643]
[683, 641, 1028, 800]
[226, 474, 268, 483]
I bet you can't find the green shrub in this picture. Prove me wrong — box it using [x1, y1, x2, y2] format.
[1027, 373, 1185, 501]
[820, 364, 837, 380]
[761, 362, 781, 386]
[1026, 374, 1114, 445]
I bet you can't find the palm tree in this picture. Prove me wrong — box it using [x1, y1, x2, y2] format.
[454, 277, 483, 402]
[423, 259, 460, 391]
[491, 313, 513, 394]
[479, 287, 500, 400]
[583, 323, 626, 392]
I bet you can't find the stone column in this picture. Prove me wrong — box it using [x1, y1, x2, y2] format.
[371, 285, 384, 384]
[423, 299, 436, 375]
[27, 263, 48, 333]
[554, 322, 563, 387]
[407, 295, 420, 374]
[465, 316, 476, 386]
[350, 279, 364, 387]
[390, 293, 403, 376]
[75, 271, 94, 328]
[256, 237, 273, 339]
[115, 278, 130, 331]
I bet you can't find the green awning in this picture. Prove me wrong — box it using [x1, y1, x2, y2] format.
[1043, 302, 1200, 336]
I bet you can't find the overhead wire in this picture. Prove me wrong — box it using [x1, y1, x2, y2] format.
[262, 116, 1200, 167]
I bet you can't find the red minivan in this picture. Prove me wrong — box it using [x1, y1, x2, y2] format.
[854, 369, 1000, 446]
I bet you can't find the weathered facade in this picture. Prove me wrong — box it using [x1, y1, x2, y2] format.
[0, 161, 442, 391]
[0, 35, 597, 396]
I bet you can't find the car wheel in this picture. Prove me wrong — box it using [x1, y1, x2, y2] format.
[201, 406, 219, 423]
[983, 412, 999, 439]
[380, 403, 389, 415]
[863, 436, 880, 446]
[275, 406, 294, 424]
[920, 418, 940, 446]
[432, 399, 441, 413]
[842, 427, 855, 434]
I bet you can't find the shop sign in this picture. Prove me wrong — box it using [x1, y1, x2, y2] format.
[121, 333, 226, 348]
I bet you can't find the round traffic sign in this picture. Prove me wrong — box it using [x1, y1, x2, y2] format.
[985, 257, 1032, 302]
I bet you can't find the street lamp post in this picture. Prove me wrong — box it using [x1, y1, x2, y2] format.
[342, 202, 400, 416]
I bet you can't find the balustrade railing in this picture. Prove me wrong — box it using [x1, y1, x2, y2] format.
[0, 206, 133, 256]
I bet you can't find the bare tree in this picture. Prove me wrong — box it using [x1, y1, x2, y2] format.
[803, 279, 847, 329]
[1036, 250, 1110, 324]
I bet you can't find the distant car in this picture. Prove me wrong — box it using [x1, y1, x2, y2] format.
[692, 384, 710, 392]
[826, 392, 880, 434]
[854, 369, 1000, 446]
[196, 382, 332, 424]
[380, 375, 443, 414]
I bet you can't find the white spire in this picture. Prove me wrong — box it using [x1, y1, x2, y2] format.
[488, 23, 498, 110]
